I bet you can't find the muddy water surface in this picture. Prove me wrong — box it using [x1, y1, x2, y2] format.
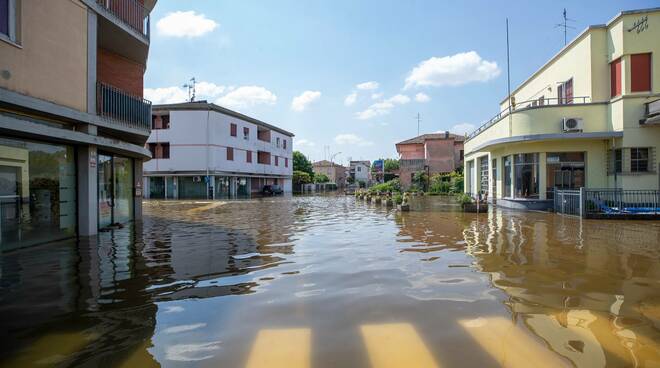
[1, 196, 660, 367]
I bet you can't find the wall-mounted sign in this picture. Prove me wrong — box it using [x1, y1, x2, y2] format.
[627, 15, 648, 34]
[90, 151, 97, 168]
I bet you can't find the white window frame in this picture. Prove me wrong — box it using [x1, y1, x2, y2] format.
[0, 0, 17, 44]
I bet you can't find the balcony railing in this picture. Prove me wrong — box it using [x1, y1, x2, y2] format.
[467, 96, 591, 141]
[96, 0, 150, 39]
[97, 82, 152, 132]
[400, 159, 426, 171]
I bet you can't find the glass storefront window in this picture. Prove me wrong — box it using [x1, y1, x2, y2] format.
[149, 177, 165, 199]
[546, 152, 585, 199]
[98, 153, 134, 228]
[491, 158, 497, 199]
[0, 137, 76, 251]
[466, 160, 474, 195]
[179, 176, 207, 199]
[479, 156, 489, 197]
[514, 153, 539, 199]
[215, 176, 231, 199]
[236, 177, 250, 198]
[166, 177, 175, 199]
[503, 156, 512, 198]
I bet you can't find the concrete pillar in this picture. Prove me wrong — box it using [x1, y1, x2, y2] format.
[77, 142, 98, 237]
[134, 160, 143, 221]
[209, 175, 216, 200]
[539, 152, 547, 200]
[173, 177, 179, 199]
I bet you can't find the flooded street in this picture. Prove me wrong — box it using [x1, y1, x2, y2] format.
[2, 195, 660, 367]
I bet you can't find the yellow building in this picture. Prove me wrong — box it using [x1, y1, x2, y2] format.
[0, 0, 156, 250]
[464, 7, 660, 211]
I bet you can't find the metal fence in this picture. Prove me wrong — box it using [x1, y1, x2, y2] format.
[554, 188, 660, 218]
[97, 82, 152, 132]
[553, 189, 581, 216]
[96, 0, 150, 38]
[584, 189, 660, 217]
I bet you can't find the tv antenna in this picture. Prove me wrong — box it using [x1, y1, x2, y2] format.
[414, 113, 421, 136]
[183, 77, 196, 102]
[554, 8, 576, 46]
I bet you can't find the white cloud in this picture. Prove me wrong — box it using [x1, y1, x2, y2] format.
[450, 123, 476, 135]
[371, 92, 384, 100]
[404, 51, 500, 89]
[334, 133, 374, 146]
[296, 139, 316, 147]
[356, 81, 379, 90]
[144, 86, 189, 104]
[355, 94, 410, 120]
[216, 86, 277, 109]
[165, 323, 207, 334]
[344, 92, 357, 106]
[144, 82, 226, 104]
[291, 91, 321, 112]
[157, 11, 218, 38]
[415, 93, 431, 103]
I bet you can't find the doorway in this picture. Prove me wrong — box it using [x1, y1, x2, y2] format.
[98, 153, 134, 228]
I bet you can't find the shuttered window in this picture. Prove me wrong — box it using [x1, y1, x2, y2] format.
[227, 147, 234, 161]
[246, 150, 252, 163]
[631, 53, 651, 92]
[611, 58, 622, 97]
[230, 123, 237, 137]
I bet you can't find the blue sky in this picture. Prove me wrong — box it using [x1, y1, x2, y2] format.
[145, 0, 657, 165]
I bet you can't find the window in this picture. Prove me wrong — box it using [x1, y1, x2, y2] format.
[0, 0, 17, 43]
[148, 143, 169, 159]
[357, 166, 361, 172]
[631, 53, 651, 92]
[285, 158, 289, 168]
[614, 149, 622, 173]
[459, 150, 464, 161]
[246, 150, 252, 163]
[611, 58, 622, 97]
[631, 148, 649, 172]
[276, 137, 280, 148]
[243, 127, 249, 140]
[546, 152, 585, 199]
[275, 156, 279, 166]
[558, 78, 573, 104]
[503, 156, 512, 198]
[258, 151, 270, 165]
[513, 153, 539, 198]
[283, 139, 287, 149]
[230, 123, 237, 137]
[227, 147, 234, 161]
[538, 96, 545, 106]
[151, 114, 170, 130]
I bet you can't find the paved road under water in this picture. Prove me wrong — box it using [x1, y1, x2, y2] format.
[1, 195, 660, 367]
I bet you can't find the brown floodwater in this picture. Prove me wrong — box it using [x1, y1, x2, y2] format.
[1, 195, 660, 367]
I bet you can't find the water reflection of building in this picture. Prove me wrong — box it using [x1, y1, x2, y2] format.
[462, 210, 660, 366]
[1, 0, 158, 251]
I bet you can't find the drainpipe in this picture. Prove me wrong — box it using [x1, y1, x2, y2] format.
[206, 110, 211, 199]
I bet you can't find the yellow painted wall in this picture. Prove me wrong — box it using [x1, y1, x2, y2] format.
[0, 0, 88, 112]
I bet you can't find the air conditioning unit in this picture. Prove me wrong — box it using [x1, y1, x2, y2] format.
[562, 117, 583, 132]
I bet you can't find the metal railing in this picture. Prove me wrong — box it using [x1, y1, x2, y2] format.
[466, 96, 592, 141]
[553, 188, 581, 216]
[97, 82, 152, 132]
[96, 0, 150, 38]
[584, 189, 660, 217]
[400, 159, 426, 171]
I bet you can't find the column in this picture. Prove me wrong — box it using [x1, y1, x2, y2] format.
[539, 152, 547, 200]
[134, 160, 143, 221]
[77, 140, 98, 236]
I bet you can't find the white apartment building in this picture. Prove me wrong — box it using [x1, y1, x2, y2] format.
[349, 160, 371, 185]
[143, 102, 294, 199]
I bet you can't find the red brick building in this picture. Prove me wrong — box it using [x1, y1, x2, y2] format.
[395, 132, 464, 189]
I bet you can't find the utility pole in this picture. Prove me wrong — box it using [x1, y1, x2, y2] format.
[183, 77, 196, 102]
[555, 8, 575, 46]
[506, 18, 512, 137]
[414, 113, 421, 136]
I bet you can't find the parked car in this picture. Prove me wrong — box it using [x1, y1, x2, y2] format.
[262, 185, 284, 195]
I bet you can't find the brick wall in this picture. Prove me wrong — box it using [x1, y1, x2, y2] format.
[97, 48, 145, 97]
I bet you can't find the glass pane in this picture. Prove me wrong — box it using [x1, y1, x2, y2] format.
[236, 177, 249, 198]
[504, 156, 512, 198]
[0, 0, 8, 36]
[166, 177, 175, 199]
[113, 157, 133, 224]
[215, 176, 231, 199]
[98, 154, 113, 228]
[149, 177, 165, 199]
[0, 138, 76, 250]
[179, 177, 207, 199]
[514, 153, 539, 198]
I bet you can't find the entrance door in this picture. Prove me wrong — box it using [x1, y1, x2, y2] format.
[98, 154, 113, 228]
[0, 166, 20, 245]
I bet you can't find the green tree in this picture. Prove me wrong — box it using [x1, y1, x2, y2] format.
[347, 176, 355, 184]
[293, 151, 313, 175]
[384, 159, 400, 172]
[293, 170, 312, 185]
[314, 173, 330, 183]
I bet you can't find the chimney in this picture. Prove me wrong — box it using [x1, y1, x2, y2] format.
[445, 131, 449, 139]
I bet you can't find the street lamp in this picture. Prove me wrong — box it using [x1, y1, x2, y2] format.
[330, 152, 342, 164]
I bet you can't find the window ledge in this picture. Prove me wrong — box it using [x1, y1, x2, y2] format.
[0, 34, 22, 49]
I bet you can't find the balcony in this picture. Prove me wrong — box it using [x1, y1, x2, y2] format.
[96, 0, 150, 39]
[641, 98, 660, 125]
[400, 159, 426, 171]
[97, 82, 152, 132]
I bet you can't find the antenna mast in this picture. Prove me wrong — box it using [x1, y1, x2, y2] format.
[555, 8, 576, 46]
[183, 77, 196, 102]
[415, 113, 421, 136]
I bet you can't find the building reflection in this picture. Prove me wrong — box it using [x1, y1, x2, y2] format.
[0, 201, 296, 367]
[461, 209, 660, 366]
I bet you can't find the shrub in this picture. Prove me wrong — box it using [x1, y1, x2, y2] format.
[393, 193, 403, 205]
[456, 193, 473, 205]
[368, 179, 401, 194]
